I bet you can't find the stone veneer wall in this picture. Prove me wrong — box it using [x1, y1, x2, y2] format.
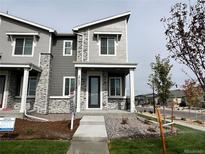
[34, 53, 52, 114]
[8, 98, 35, 111]
[48, 98, 72, 113]
[107, 98, 127, 110]
[77, 31, 88, 62]
[102, 71, 108, 110]
[80, 70, 87, 110]
[82, 31, 88, 61]
[7, 71, 16, 108]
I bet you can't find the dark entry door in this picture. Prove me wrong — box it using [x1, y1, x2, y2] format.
[88, 76, 100, 108]
[0, 75, 6, 108]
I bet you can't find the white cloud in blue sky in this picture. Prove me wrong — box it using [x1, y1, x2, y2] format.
[0, 0, 197, 94]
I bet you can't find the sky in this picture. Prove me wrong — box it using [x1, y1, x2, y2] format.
[0, 0, 197, 95]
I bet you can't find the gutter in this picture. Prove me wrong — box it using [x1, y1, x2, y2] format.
[24, 66, 49, 122]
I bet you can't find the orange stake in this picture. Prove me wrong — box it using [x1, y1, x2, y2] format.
[156, 108, 167, 154]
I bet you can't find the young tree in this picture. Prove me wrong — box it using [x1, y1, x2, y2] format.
[162, 1, 205, 92]
[150, 55, 173, 121]
[183, 79, 203, 111]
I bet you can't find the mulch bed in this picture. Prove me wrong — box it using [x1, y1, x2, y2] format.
[0, 118, 80, 140]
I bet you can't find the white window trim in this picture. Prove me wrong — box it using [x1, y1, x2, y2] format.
[12, 36, 35, 57]
[109, 77, 122, 97]
[63, 40, 73, 56]
[63, 76, 75, 96]
[98, 36, 117, 56]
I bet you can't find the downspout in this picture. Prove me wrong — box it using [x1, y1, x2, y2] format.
[24, 66, 49, 122]
[74, 32, 84, 62]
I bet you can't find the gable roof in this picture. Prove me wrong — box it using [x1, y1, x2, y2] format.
[0, 11, 55, 33]
[73, 11, 131, 31]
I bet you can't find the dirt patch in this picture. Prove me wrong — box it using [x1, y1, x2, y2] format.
[0, 118, 80, 140]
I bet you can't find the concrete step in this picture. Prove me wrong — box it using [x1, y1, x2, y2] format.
[0, 111, 23, 118]
[80, 116, 105, 125]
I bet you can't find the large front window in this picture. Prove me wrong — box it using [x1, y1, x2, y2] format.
[100, 37, 115, 55]
[63, 77, 75, 96]
[14, 38, 33, 56]
[109, 77, 122, 96]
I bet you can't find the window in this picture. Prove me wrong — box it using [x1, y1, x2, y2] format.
[100, 36, 115, 55]
[27, 77, 37, 96]
[63, 77, 75, 96]
[14, 37, 33, 56]
[15, 76, 37, 97]
[63, 40, 72, 56]
[109, 77, 122, 96]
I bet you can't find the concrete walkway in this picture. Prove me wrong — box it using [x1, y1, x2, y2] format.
[138, 112, 205, 132]
[68, 116, 109, 154]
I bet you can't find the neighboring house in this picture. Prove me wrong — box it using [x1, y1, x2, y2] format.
[136, 89, 185, 106]
[0, 11, 137, 115]
[167, 89, 186, 107]
[135, 93, 158, 105]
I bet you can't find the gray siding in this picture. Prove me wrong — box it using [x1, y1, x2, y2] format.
[0, 16, 50, 66]
[49, 36, 77, 96]
[80, 17, 127, 63]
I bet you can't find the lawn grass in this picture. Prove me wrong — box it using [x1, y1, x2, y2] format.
[0, 140, 69, 154]
[109, 125, 205, 154]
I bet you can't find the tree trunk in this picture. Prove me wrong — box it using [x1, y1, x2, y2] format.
[163, 103, 166, 124]
[153, 86, 156, 113]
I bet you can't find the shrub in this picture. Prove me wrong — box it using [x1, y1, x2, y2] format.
[121, 117, 128, 125]
[179, 100, 186, 107]
[26, 128, 33, 135]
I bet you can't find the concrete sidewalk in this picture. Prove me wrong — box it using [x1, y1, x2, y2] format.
[68, 116, 109, 154]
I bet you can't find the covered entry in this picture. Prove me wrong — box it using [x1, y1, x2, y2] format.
[74, 62, 137, 112]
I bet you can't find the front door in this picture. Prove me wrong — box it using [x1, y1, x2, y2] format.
[88, 76, 100, 108]
[0, 75, 6, 108]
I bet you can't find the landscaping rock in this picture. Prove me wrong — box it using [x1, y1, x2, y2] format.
[104, 114, 160, 139]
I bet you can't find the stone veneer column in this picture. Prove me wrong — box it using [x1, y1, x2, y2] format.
[34, 53, 52, 114]
[102, 71, 108, 109]
[77, 31, 89, 62]
[82, 31, 88, 61]
[77, 34, 83, 61]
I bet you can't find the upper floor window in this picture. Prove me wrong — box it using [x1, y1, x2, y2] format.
[100, 36, 115, 55]
[109, 77, 122, 96]
[14, 37, 33, 56]
[63, 76, 75, 96]
[63, 40, 73, 56]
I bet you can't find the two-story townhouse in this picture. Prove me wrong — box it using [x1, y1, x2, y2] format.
[0, 12, 54, 116]
[0, 11, 136, 117]
[72, 12, 137, 113]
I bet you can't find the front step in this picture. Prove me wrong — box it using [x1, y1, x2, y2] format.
[80, 116, 105, 125]
[0, 111, 23, 118]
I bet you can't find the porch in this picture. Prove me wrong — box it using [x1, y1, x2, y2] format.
[74, 62, 137, 113]
[0, 63, 41, 115]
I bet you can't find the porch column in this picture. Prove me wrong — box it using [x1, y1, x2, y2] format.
[76, 68, 81, 112]
[20, 68, 29, 113]
[129, 68, 135, 112]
